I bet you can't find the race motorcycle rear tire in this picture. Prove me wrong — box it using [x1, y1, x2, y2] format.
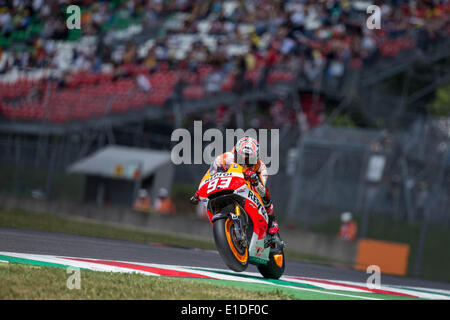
[257, 248, 285, 279]
[213, 217, 249, 272]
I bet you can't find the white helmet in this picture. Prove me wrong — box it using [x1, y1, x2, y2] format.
[234, 136, 259, 167]
[138, 189, 148, 198]
[159, 188, 169, 198]
[341, 212, 352, 223]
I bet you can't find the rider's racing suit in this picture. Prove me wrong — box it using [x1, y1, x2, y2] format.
[200, 150, 279, 235]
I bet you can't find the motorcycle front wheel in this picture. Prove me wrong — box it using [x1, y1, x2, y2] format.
[213, 217, 248, 272]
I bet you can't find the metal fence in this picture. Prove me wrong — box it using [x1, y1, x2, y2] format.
[285, 122, 450, 229]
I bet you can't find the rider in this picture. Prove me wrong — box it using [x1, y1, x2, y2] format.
[190, 136, 279, 235]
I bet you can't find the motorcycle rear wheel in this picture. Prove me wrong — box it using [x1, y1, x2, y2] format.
[257, 247, 285, 279]
[213, 217, 249, 272]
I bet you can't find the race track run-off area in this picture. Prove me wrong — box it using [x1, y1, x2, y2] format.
[1, 251, 450, 300]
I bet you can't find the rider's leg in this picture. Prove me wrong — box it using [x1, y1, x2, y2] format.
[262, 186, 279, 235]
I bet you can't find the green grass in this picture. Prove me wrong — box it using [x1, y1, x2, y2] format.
[0, 264, 293, 300]
[0, 164, 84, 201]
[171, 181, 198, 215]
[310, 215, 450, 283]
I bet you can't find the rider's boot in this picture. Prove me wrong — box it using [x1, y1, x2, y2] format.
[266, 204, 279, 235]
[265, 203, 284, 250]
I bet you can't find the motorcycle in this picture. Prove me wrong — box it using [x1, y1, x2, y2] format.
[196, 162, 285, 279]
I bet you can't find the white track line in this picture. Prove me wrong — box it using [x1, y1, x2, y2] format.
[274, 284, 382, 300]
[297, 276, 450, 300]
[281, 277, 370, 293]
[0, 252, 161, 276]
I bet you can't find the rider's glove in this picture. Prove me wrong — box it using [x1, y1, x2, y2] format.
[244, 170, 259, 186]
[190, 191, 200, 205]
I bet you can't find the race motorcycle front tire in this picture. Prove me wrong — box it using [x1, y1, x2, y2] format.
[213, 217, 249, 272]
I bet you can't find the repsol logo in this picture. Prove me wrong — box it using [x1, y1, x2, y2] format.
[247, 190, 267, 220]
[204, 172, 232, 183]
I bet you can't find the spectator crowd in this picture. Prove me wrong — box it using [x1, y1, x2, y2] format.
[0, 0, 448, 123]
[1, 1, 449, 78]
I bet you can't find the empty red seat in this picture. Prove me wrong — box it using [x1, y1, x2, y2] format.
[148, 89, 172, 106]
[183, 86, 205, 100]
[94, 83, 116, 94]
[109, 94, 129, 113]
[124, 64, 149, 76]
[380, 41, 399, 57]
[148, 72, 178, 88]
[267, 70, 295, 84]
[128, 92, 148, 109]
[177, 71, 198, 84]
[97, 72, 114, 82]
[114, 79, 135, 92]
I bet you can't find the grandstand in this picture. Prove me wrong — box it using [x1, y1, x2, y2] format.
[0, 0, 447, 125]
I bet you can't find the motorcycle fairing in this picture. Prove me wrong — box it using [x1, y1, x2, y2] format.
[197, 163, 271, 263]
[237, 185, 270, 263]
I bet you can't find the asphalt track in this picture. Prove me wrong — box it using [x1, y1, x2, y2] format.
[1, 226, 450, 291]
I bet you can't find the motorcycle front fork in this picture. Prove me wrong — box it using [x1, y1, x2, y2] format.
[230, 212, 248, 248]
